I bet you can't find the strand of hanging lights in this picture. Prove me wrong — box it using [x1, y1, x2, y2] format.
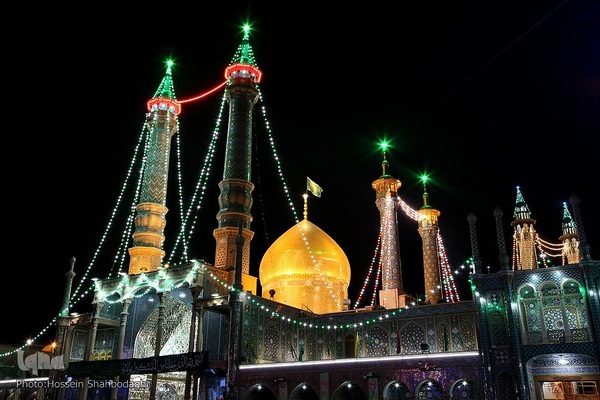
[354, 232, 382, 309]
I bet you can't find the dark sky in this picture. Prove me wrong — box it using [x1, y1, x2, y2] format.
[3, 1, 598, 347]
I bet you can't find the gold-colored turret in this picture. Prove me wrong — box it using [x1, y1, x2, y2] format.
[510, 186, 538, 270]
[559, 202, 581, 264]
[128, 64, 180, 275]
[372, 146, 412, 308]
[417, 185, 442, 304]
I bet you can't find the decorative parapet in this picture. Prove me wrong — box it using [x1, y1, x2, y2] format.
[92, 260, 208, 304]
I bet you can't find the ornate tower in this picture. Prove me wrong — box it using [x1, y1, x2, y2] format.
[417, 184, 442, 304]
[372, 148, 405, 308]
[213, 27, 262, 274]
[559, 202, 580, 264]
[128, 63, 180, 275]
[510, 186, 538, 270]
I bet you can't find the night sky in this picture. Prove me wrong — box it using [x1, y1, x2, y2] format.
[3, 1, 598, 347]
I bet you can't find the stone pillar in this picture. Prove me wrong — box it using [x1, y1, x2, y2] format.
[80, 302, 103, 400]
[185, 286, 202, 400]
[149, 293, 165, 400]
[111, 299, 131, 400]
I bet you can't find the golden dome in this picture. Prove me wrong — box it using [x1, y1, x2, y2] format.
[259, 218, 351, 314]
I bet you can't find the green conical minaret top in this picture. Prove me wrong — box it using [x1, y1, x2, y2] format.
[513, 186, 532, 220]
[147, 60, 181, 115]
[561, 202, 578, 236]
[225, 25, 262, 83]
[231, 25, 258, 66]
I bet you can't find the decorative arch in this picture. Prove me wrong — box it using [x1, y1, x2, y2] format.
[305, 332, 316, 361]
[518, 283, 541, 343]
[495, 372, 516, 400]
[449, 379, 479, 399]
[540, 281, 567, 342]
[131, 286, 159, 298]
[399, 322, 426, 355]
[488, 310, 508, 346]
[382, 381, 411, 400]
[414, 379, 445, 399]
[343, 332, 357, 358]
[561, 279, 590, 340]
[364, 324, 389, 357]
[460, 320, 477, 351]
[331, 381, 367, 400]
[105, 292, 122, 303]
[240, 383, 277, 400]
[133, 295, 191, 358]
[539, 281, 558, 293]
[289, 382, 319, 400]
[561, 278, 582, 293]
[517, 283, 536, 299]
[263, 322, 280, 361]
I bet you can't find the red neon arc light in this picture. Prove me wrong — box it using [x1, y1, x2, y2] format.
[146, 80, 230, 114]
[148, 67, 260, 113]
[179, 80, 228, 104]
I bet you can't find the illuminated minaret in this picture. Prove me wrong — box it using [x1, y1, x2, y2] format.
[372, 145, 405, 308]
[417, 180, 442, 304]
[213, 26, 262, 274]
[128, 62, 181, 275]
[510, 186, 538, 270]
[559, 202, 581, 264]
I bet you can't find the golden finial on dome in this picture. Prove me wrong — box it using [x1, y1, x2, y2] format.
[303, 193, 308, 220]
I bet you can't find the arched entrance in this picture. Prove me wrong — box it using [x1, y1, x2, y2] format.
[241, 383, 278, 400]
[382, 381, 412, 400]
[289, 383, 319, 400]
[528, 354, 600, 399]
[331, 381, 367, 400]
[449, 379, 479, 399]
[414, 379, 445, 399]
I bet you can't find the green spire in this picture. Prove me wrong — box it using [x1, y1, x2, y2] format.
[378, 141, 392, 178]
[513, 186, 531, 220]
[420, 174, 432, 210]
[224, 25, 263, 83]
[230, 24, 259, 67]
[561, 202, 577, 235]
[147, 60, 181, 115]
[152, 60, 178, 100]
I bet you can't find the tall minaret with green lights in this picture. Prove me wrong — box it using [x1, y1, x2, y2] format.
[213, 26, 262, 275]
[559, 202, 581, 264]
[128, 62, 181, 275]
[510, 186, 538, 270]
[417, 178, 442, 304]
[372, 144, 405, 308]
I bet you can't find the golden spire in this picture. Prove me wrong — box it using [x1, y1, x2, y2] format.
[303, 193, 309, 220]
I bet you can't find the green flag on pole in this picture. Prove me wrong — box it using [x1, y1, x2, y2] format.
[306, 177, 323, 198]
